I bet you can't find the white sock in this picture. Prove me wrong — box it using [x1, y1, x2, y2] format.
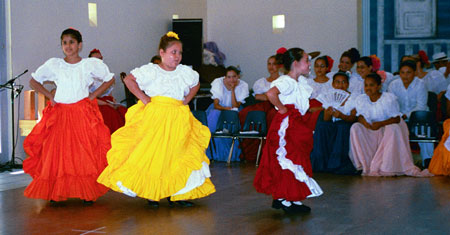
[281, 200, 292, 207]
[292, 201, 303, 205]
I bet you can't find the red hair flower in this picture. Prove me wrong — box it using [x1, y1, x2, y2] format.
[90, 48, 101, 55]
[326, 56, 334, 73]
[418, 50, 430, 65]
[370, 54, 381, 72]
[276, 47, 287, 55]
[376, 70, 387, 83]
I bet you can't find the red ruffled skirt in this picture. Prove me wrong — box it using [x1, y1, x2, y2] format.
[254, 104, 323, 201]
[23, 98, 111, 201]
[98, 96, 127, 134]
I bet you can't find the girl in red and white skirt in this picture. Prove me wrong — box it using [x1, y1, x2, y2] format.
[254, 48, 323, 213]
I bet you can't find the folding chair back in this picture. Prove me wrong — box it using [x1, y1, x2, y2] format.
[216, 110, 240, 134]
[242, 111, 267, 136]
[408, 111, 439, 142]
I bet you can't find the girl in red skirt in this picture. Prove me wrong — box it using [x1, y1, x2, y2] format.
[23, 28, 114, 203]
[254, 48, 323, 213]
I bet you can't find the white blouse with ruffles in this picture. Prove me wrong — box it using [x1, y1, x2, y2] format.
[354, 92, 402, 124]
[32, 58, 114, 104]
[306, 77, 333, 99]
[210, 76, 249, 107]
[252, 77, 272, 95]
[418, 70, 447, 94]
[388, 77, 428, 118]
[270, 75, 313, 115]
[131, 63, 199, 101]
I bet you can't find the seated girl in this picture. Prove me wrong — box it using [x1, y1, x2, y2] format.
[238, 55, 279, 161]
[327, 48, 362, 94]
[349, 73, 432, 177]
[355, 56, 395, 94]
[206, 66, 249, 161]
[310, 72, 358, 174]
[414, 50, 447, 97]
[307, 56, 334, 99]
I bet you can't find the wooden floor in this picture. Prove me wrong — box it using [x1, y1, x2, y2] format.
[0, 162, 449, 235]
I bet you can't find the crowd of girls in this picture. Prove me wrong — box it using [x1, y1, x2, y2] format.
[22, 28, 448, 215]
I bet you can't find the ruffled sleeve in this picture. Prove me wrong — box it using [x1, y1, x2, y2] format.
[253, 78, 267, 95]
[426, 70, 447, 94]
[131, 63, 156, 91]
[31, 58, 59, 84]
[86, 58, 114, 82]
[236, 80, 249, 103]
[210, 77, 224, 100]
[270, 76, 294, 95]
[179, 65, 199, 89]
[381, 92, 402, 119]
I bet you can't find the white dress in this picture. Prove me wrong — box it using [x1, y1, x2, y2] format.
[210, 76, 249, 107]
[270, 75, 313, 115]
[388, 77, 428, 118]
[32, 58, 114, 104]
[252, 77, 272, 95]
[418, 70, 447, 94]
[348, 73, 365, 95]
[131, 63, 199, 101]
[306, 77, 333, 99]
[354, 92, 402, 124]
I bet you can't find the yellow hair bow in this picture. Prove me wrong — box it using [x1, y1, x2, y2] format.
[166, 31, 179, 40]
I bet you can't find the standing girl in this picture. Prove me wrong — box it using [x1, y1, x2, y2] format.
[97, 32, 215, 207]
[254, 48, 323, 213]
[23, 28, 114, 202]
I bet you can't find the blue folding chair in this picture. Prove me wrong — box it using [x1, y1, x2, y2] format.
[236, 111, 267, 166]
[192, 110, 215, 157]
[212, 110, 241, 165]
[407, 111, 439, 143]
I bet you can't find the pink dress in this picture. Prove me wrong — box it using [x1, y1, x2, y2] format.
[349, 92, 432, 177]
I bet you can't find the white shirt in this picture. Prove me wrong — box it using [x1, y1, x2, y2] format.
[354, 92, 402, 124]
[381, 72, 397, 92]
[131, 63, 199, 101]
[210, 77, 249, 107]
[444, 83, 450, 100]
[252, 77, 272, 95]
[335, 93, 358, 116]
[270, 75, 313, 115]
[348, 73, 364, 95]
[306, 77, 333, 99]
[32, 58, 114, 104]
[388, 78, 428, 118]
[418, 70, 447, 94]
[89, 78, 114, 97]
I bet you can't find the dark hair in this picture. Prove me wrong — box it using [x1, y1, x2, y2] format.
[282, 48, 305, 72]
[366, 73, 382, 85]
[88, 48, 101, 58]
[399, 60, 417, 72]
[226, 66, 241, 75]
[357, 56, 373, 67]
[333, 72, 349, 82]
[151, 55, 161, 63]
[158, 34, 182, 51]
[268, 55, 277, 62]
[341, 48, 360, 64]
[61, 28, 82, 43]
[316, 56, 329, 67]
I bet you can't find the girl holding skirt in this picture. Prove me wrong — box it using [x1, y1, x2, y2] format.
[254, 48, 323, 213]
[23, 28, 114, 203]
[97, 32, 215, 207]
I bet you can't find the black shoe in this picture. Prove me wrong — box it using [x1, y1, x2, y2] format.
[272, 200, 283, 209]
[167, 198, 194, 207]
[147, 200, 159, 208]
[83, 200, 94, 205]
[424, 158, 431, 169]
[49, 200, 56, 203]
[291, 203, 311, 213]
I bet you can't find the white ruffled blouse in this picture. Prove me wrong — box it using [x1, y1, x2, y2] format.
[306, 77, 333, 99]
[32, 58, 114, 104]
[388, 77, 428, 118]
[270, 75, 313, 115]
[210, 76, 249, 107]
[131, 63, 199, 101]
[354, 92, 402, 124]
[252, 77, 272, 95]
[418, 70, 447, 94]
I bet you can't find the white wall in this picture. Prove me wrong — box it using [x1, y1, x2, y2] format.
[8, 0, 206, 161]
[206, 0, 359, 86]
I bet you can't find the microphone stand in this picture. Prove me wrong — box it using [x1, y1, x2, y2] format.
[0, 70, 27, 171]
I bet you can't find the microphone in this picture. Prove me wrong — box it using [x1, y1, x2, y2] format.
[2, 69, 28, 87]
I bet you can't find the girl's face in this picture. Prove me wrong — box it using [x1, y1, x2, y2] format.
[332, 75, 349, 91]
[61, 35, 82, 57]
[267, 57, 278, 75]
[292, 52, 310, 76]
[338, 56, 353, 72]
[364, 77, 381, 97]
[159, 42, 182, 71]
[314, 59, 328, 77]
[356, 61, 372, 79]
[399, 66, 415, 86]
[223, 70, 240, 89]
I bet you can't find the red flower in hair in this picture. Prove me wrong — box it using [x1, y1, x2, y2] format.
[418, 50, 429, 65]
[90, 48, 101, 55]
[326, 56, 334, 73]
[376, 70, 387, 83]
[370, 54, 381, 72]
[276, 47, 287, 55]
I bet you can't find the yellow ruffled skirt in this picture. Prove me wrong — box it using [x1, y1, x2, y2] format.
[97, 96, 215, 201]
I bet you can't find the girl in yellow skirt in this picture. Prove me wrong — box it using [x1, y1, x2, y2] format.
[97, 32, 215, 207]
